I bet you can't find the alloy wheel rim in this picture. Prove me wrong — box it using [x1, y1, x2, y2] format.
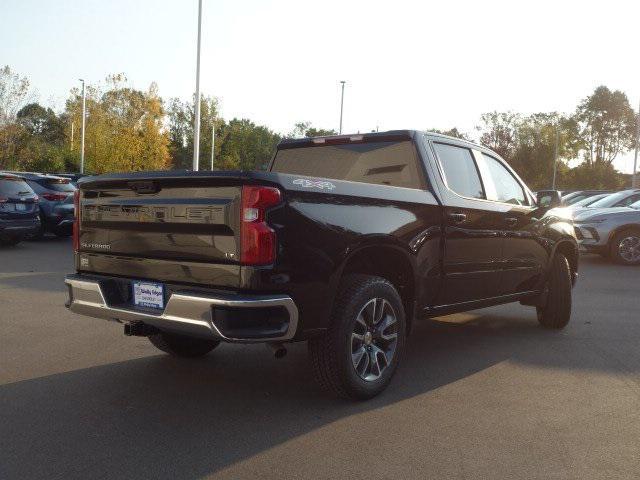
[351, 297, 398, 382]
[619, 236, 640, 263]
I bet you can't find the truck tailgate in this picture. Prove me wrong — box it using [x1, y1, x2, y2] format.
[77, 174, 245, 288]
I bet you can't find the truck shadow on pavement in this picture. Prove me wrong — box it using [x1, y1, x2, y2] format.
[0, 313, 618, 480]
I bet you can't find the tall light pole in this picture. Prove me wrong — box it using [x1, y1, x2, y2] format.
[79, 79, 86, 174]
[192, 0, 203, 171]
[339, 80, 346, 134]
[552, 125, 559, 190]
[633, 98, 639, 188]
[210, 122, 215, 170]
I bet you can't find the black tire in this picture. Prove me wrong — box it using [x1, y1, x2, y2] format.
[609, 228, 640, 266]
[148, 331, 220, 358]
[0, 236, 22, 247]
[536, 253, 572, 329]
[309, 274, 406, 400]
[27, 215, 46, 240]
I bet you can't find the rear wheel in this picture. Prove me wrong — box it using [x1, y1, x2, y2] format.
[536, 253, 572, 329]
[610, 229, 640, 266]
[309, 274, 406, 400]
[0, 236, 22, 247]
[148, 331, 220, 358]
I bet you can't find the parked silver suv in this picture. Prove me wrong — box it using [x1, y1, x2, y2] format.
[574, 197, 640, 265]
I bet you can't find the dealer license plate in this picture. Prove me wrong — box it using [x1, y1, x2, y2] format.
[132, 281, 165, 310]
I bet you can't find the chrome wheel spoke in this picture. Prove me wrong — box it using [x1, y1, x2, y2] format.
[353, 346, 369, 376]
[369, 348, 382, 378]
[620, 236, 640, 262]
[375, 313, 398, 342]
[373, 298, 386, 325]
[349, 296, 399, 382]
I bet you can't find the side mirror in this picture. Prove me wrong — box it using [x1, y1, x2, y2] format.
[536, 190, 562, 208]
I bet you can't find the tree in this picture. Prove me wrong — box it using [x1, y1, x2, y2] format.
[510, 113, 580, 190]
[287, 121, 336, 138]
[167, 95, 221, 170]
[17, 103, 65, 144]
[476, 111, 519, 161]
[0, 65, 31, 126]
[64, 74, 170, 173]
[0, 66, 33, 169]
[217, 118, 280, 171]
[575, 86, 636, 165]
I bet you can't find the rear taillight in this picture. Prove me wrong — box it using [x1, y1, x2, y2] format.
[240, 185, 281, 265]
[72, 189, 80, 251]
[42, 192, 68, 202]
[0, 197, 7, 203]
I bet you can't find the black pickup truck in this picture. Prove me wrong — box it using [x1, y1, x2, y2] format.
[65, 130, 578, 399]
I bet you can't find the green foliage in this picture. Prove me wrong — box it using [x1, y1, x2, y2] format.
[564, 163, 626, 190]
[167, 97, 281, 171]
[575, 86, 636, 165]
[65, 75, 170, 173]
[167, 95, 220, 169]
[0, 65, 31, 126]
[477, 111, 520, 161]
[286, 121, 337, 138]
[217, 119, 281, 171]
[476, 92, 636, 190]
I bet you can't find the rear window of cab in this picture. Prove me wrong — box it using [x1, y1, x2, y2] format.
[272, 140, 425, 189]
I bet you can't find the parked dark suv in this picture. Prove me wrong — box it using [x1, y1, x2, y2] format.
[0, 173, 40, 246]
[8, 172, 76, 238]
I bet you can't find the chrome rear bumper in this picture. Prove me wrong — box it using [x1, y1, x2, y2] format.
[64, 274, 298, 342]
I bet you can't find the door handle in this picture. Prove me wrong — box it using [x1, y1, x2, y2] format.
[448, 212, 467, 223]
[505, 217, 518, 226]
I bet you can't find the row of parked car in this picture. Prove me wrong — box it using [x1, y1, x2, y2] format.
[0, 172, 83, 246]
[555, 188, 640, 265]
[2, 170, 639, 266]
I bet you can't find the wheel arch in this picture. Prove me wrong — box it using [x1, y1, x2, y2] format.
[607, 223, 640, 245]
[335, 242, 417, 334]
[552, 239, 579, 285]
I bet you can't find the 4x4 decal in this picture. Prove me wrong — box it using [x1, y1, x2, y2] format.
[292, 178, 336, 190]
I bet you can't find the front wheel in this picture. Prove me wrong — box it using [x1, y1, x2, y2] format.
[148, 331, 220, 358]
[309, 274, 406, 400]
[536, 253, 572, 329]
[610, 229, 640, 266]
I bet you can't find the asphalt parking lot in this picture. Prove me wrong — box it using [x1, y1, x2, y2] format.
[1, 238, 639, 480]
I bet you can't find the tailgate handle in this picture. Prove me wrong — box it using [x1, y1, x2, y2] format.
[128, 181, 159, 194]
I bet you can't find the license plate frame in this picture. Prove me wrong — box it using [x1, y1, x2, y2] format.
[15, 203, 26, 211]
[132, 281, 165, 310]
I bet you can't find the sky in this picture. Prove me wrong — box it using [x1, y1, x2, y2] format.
[1, 0, 638, 172]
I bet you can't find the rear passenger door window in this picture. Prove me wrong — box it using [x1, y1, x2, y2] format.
[480, 154, 528, 206]
[432, 143, 484, 199]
